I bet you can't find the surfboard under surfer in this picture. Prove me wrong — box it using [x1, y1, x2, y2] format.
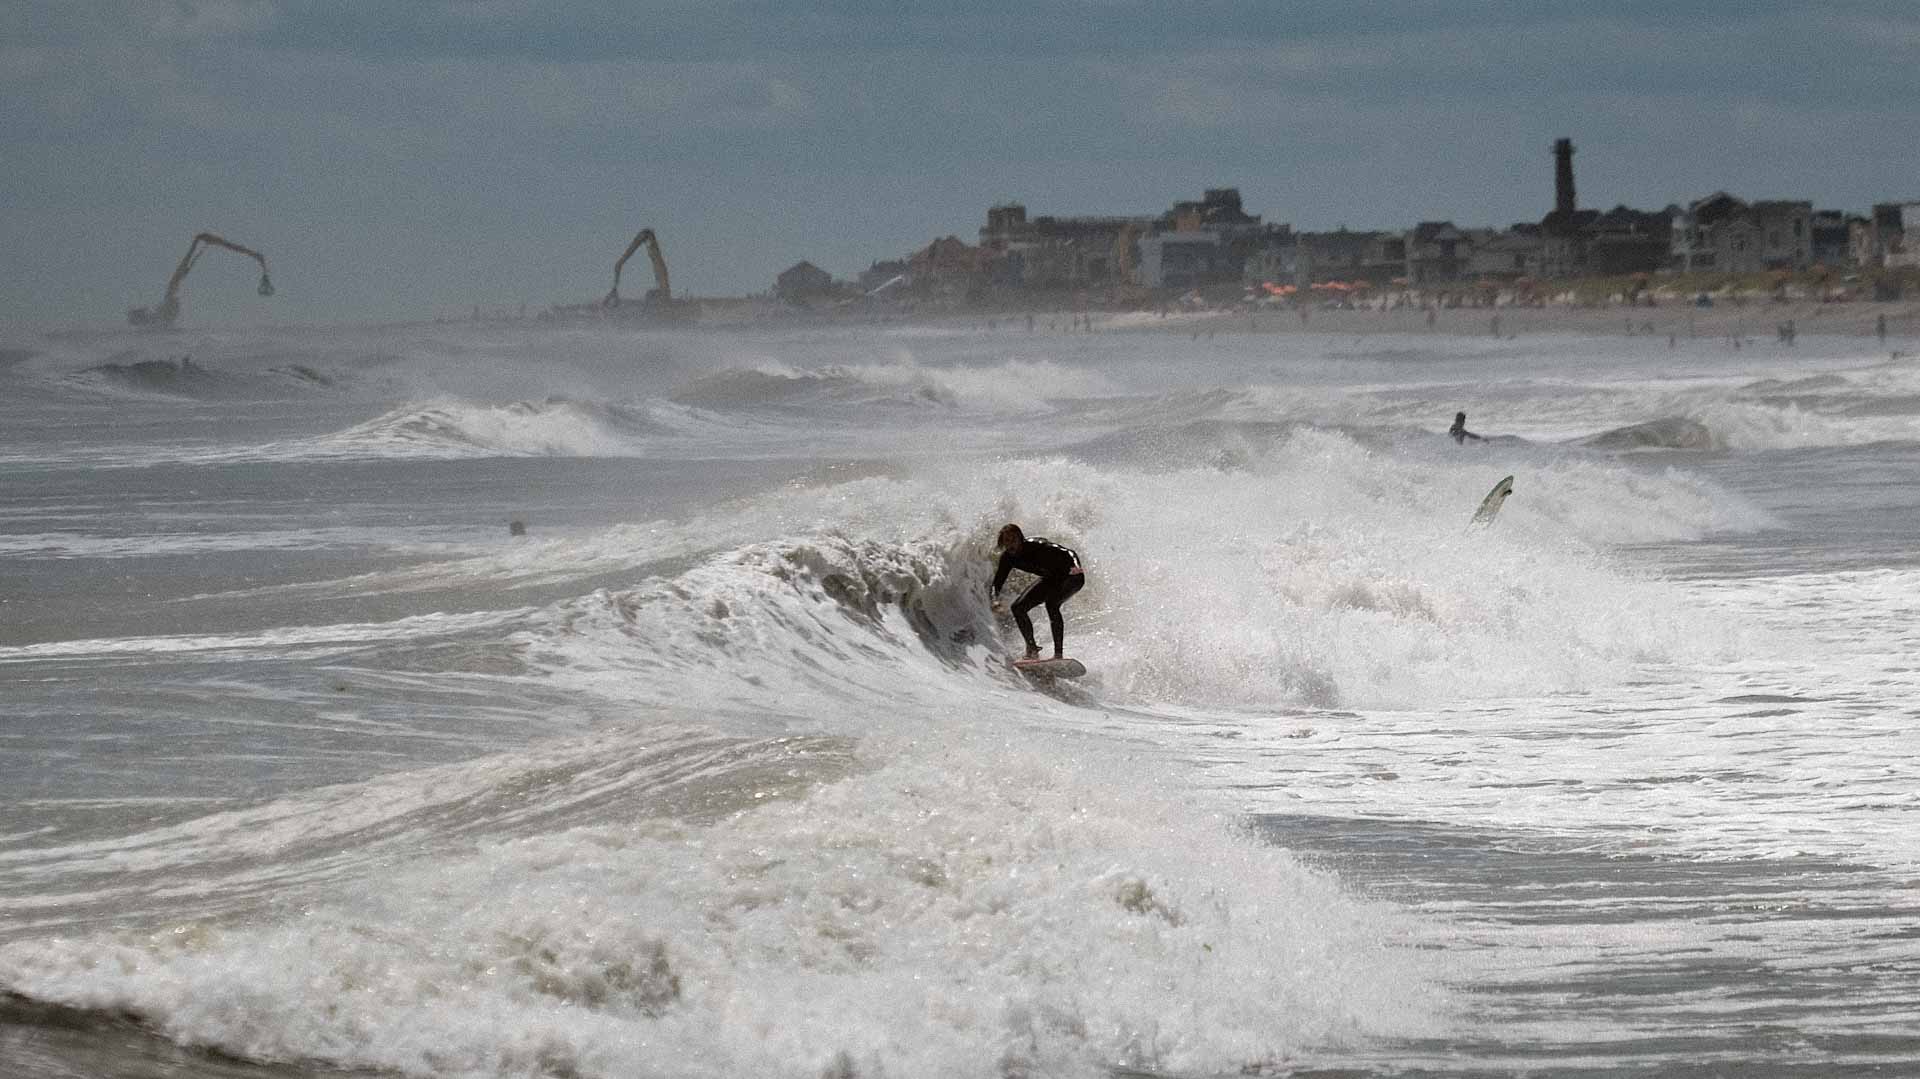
[990, 524, 1085, 660]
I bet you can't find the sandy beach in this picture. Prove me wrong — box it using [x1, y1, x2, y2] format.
[1095, 298, 1920, 345]
[817, 294, 1920, 349]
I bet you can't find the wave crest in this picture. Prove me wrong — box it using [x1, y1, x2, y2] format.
[311, 396, 696, 459]
[1585, 416, 1720, 451]
[524, 533, 1006, 714]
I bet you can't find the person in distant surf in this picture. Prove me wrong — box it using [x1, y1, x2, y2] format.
[990, 524, 1085, 660]
[1449, 411, 1484, 444]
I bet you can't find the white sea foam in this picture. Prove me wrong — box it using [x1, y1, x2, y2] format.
[1069, 564, 1920, 869]
[0, 609, 527, 663]
[0, 526, 448, 560]
[0, 733, 1446, 1078]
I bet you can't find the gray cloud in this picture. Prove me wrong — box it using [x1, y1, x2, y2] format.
[3, 1, 1916, 326]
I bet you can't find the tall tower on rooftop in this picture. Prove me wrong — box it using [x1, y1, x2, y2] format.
[1553, 138, 1577, 218]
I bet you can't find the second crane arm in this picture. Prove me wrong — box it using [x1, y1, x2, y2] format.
[604, 229, 671, 308]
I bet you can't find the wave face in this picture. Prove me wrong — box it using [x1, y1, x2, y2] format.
[309, 396, 688, 458]
[671, 358, 1121, 413]
[498, 450, 1757, 723]
[1585, 415, 1720, 450]
[3, 321, 1916, 1076]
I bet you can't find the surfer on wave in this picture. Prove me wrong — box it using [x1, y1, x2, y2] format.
[990, 524, 1085, 660]
[1450, 411, 1484, 444]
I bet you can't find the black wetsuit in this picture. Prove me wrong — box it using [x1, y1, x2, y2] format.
[991, 538, 1085, 657]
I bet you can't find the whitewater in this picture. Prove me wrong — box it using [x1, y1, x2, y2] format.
[1, 318, 1916, 1077]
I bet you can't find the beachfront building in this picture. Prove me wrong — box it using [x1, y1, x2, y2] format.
[1851, 205, 1897, 268]
[1671, 194, 1813, 273]
[1138, 231, 1238, 289]
[977, 203, 1149, 289]
[1161, 188, 1261, 233]
[1671, 194, 1750, 272]
[1154, 189, 1267, 289]
[1810, 211, 1856, 267]
[1584, 207, 1674, 274]
[1288, 229, 1406, 287]
[1465, 226, 1544, 280]
[977, 188, 1264, 291]
[1857, 202, 1920, 269]
[1541, 211, 1596, 277]
[1892, 203, 1920, 268]
[1543, 206, 1670, 277]
[1241, 224, 1300, 285]
[1753, 200, 1814, 268]
[1403, 221, 1470, 285]
[774, 260, 834, 303]
[1537, 138, 1670, 278]
[906, 236, 993, 300]
[843, 235, 994, 303]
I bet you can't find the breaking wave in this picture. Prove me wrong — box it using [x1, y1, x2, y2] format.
[296, 396, 723, 459]
[1584, 401, 1920, 452]
[60, 355, 344, 401]
[0, 521, 1471, 1077]
[0, 725, 1444, 1078]
[1585, 416, 1721, 451]
[506, 426, 1762, 715]
[65, 356, 242, 399]
[672, 359, 1121, 415]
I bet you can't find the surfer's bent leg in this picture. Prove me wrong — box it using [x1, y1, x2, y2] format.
[1011, 580, 1047, 656]
[1042, 573, 1085, 657]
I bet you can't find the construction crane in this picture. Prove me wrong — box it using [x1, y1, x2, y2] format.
[128, 232, 275, 328]
[603, 228, 671, 309]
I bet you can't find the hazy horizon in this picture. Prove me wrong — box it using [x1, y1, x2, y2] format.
[4, 1, 1917, 328]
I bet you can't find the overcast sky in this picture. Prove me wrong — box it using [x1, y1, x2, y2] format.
[4, 1, 1917, 327]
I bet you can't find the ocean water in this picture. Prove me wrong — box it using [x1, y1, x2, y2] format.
[1, 318, 1916, 1078]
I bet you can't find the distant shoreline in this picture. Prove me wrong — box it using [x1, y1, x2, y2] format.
[794, 298, 1920, 346]
[1091, 298, 1920, 343]
[433, 288, 1920, 345]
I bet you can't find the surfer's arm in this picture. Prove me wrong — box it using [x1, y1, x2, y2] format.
[990, 552, 1015, 598]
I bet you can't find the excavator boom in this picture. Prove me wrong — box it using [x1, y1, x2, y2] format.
[129, 231, 274, 328]
[604, 228, 671, 309]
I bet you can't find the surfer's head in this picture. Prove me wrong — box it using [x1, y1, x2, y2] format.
[1454, 411, 1467, 425]
[996, 523, 1025, 551]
